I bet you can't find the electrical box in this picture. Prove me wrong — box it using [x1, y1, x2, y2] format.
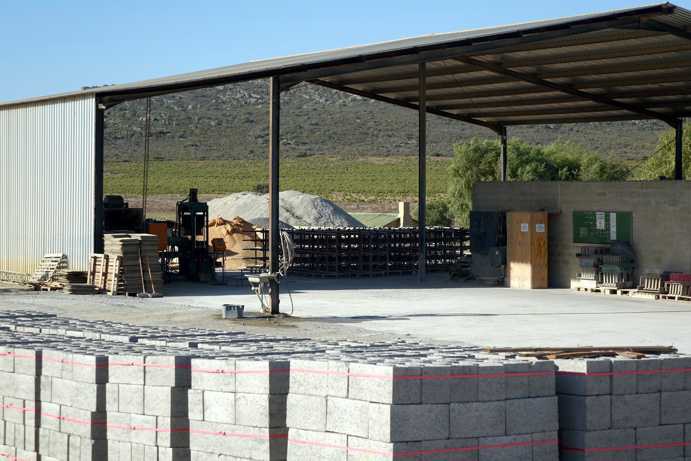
[507, 211, 548, 289]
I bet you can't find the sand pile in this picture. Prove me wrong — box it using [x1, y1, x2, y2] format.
[208, 191, 363, 228]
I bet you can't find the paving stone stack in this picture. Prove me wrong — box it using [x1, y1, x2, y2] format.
[285, 355, 559, 461]
[556, 355, 691, 461]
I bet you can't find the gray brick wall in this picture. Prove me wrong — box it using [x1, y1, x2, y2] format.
[473, 181, 691, 287]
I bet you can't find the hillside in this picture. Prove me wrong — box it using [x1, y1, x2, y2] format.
[104, 80, 668, 162]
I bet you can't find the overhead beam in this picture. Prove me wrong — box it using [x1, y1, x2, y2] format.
[639, 19, 691, 42]
[426, 83, 691, 106]
[456, 97, 691, 118]
[418, 63, 427, 280]
[500, 113, 657, 125]
[432, 88, 691, 111]
[491, 35, 690, 67]
[401, 68, 691, 102]
[309, 79, 502, 133]
[370, 61, 691, 95]
[419, 56, 677, 126]
[461, 105, 616, 118]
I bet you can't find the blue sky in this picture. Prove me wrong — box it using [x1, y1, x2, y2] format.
[2, 0, 690, 102]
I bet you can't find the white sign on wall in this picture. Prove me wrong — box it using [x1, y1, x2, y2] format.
[610, 212, 617, 240]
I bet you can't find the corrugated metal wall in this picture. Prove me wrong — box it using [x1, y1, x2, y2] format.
[0, 95, 96, 276]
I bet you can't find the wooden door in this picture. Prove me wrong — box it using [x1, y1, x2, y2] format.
[507, 211, 548, 288]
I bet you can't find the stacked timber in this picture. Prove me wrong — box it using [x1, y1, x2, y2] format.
[104, 234, 163, 295]
[53, 270, 98, 295]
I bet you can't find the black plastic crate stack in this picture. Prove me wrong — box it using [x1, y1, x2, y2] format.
[575, 246, 607, 288]
[576, 244, 636, 289]
[285, 227, 468, 277]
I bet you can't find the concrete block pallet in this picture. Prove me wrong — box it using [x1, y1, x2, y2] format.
[0, 311, 686, 460]
[556, 356, 691, 460]
[285, 357, 559, 461]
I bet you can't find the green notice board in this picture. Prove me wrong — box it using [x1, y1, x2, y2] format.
[573, 211, 633, 244]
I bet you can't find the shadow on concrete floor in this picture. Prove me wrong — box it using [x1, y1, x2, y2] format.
[160, 274, 487, 297]
[298, 309, 691, 324]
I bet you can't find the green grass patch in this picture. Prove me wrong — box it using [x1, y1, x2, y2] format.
[105, 156, 450, 202]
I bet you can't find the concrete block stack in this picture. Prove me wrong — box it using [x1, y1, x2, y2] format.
[0, 344, 42, 461]
[188, 357, 291, 461]
[107, 351, 194, 461]
[38, 346, 109, 461]
[556, 355, 691, 461]
[285, 356, 559, 461]
[0, 311, 689, 461]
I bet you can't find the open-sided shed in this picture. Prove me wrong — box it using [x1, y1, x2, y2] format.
[2, 3, 691, 310]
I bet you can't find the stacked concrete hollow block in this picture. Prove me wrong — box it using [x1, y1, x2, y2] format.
[0, 345, 42, 461]
[285, 357, 559, 461]
[2, 310, 691, 461]
[39, 346, 109, 461]
[107, 351, 194, 461]
[556, 355, 691, 461]
[188, 357, 291, 461]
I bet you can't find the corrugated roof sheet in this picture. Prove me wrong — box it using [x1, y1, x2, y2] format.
[3, 2, 691, 127]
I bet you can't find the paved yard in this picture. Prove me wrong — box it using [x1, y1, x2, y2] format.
[2, 274, 691, 351]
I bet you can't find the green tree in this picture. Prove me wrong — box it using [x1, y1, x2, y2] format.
[447, 139, 628, 225]
[634, 125, 691, 180]
[426, 200, 454, 226]
[447, 139, 501, 226]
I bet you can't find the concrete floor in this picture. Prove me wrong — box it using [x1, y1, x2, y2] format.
[3, 274, 690, 351]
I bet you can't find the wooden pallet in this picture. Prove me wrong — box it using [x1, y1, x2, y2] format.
[659, 294, 691, 302]
[630, 290, 661, 300]
[28, 254, 68, 289]
[39, 284, 63, 292]
[574, 286, 633, 296]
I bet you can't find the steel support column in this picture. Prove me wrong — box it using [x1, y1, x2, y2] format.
[675, 119, 684, 180]
[269, 77, 281, 314]
[499, 126, 508, 182]
[418, 63, 427, 280]
[94, 102, 105, 254]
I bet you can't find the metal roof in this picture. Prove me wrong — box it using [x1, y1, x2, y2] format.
[3, 3, 691, 129]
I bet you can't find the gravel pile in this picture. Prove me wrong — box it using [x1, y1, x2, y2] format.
[208, 190, 363, 228]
